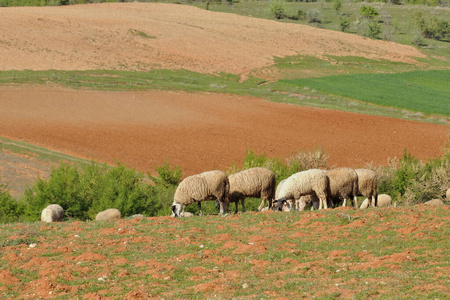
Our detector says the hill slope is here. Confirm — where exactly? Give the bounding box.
[0,3,425,77]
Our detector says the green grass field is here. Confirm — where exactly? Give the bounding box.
[282,69,450,116]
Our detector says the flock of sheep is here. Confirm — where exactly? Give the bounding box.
[39,167,449,222]
[171,167,449,217]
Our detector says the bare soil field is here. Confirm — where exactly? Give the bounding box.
[0,3,425,76]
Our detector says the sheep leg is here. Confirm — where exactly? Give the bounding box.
[241,199,246,213]
[235,201,239,214]
[197,202,202,216]
[257,198,265,212]
[353,196,358,208]
[320,196,328,210]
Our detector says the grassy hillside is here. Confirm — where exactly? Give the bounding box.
[282,70,450,116]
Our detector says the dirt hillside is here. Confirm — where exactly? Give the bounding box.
[0,3,425,77]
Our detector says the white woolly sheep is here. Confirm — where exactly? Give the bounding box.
[41,204,64,223]
[172,170,229,217]
[326,167,359,208]
[360,194,392,209]
[275,179,321,211]
[228,167,276,213]
[355,168,378,208]
[95,208,121,221]
[424,199,445,206]
[275,169,329,210]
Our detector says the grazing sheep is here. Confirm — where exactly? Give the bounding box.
[228,167,276,213]
[326,168,359,208]
[275,169,329,210]
[360,194,392,209]
[355,169,378,208]
[95,208,121,221]
[424,199,445,206]
[172,170,229,217]
[275,179,321,211]
[271,199,293,211]
[41,204,64,223]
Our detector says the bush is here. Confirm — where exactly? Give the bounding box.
[375,145,450,206]
[340,17,350,32]
[149,162,183,216]
[360,5,379,19]
[307,9,322,23]
[22,163,162,221]
[270,0,288,19]
[232,148,329,184]
[413,12,450,41]
[333,0,343,13]
[0,183,25,224]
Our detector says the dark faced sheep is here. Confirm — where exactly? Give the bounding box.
[172,170,229,217]
[355,168,378,208]
[326,167,359,208]
[228,167,276,213]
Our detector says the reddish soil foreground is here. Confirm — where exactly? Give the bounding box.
[0,86,448,178]
[0,206,449,299]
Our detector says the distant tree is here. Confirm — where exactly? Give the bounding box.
[270,0,288,19]
[360,5,379,19]
[340,17,350,32]
[333,0,342,14]
[413,12,450,41]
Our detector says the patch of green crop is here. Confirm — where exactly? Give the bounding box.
[283,70,450,116]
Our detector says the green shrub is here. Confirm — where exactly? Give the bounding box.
[149,162,183,216]
[270,0,288,19]
[360,5,379,19]
[22,163,162,221]
[340,17,350,32]
[231,148,329,184]
[307,9,322,23]
[375,144,450,205]
[413,12,450,41]
[0,183,25,224]
[333,0,343,14]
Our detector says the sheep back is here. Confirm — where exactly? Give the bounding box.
[41,204,64,223]
[95,208,122,221]
[377,194,392,207]
[275,179,286,200]
[277,169,328,202]
[326,167,358,205]
[355,168,378,199]
[424,199,445,206]
[228,167,275,202]
[174,170,229,205]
